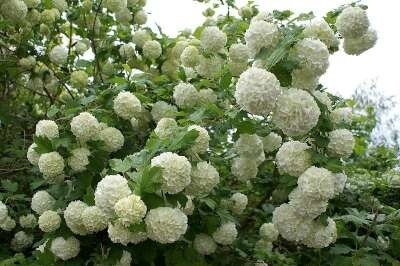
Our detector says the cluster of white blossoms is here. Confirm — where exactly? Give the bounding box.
[193,233,217,255]
[108,222,147,245]
[196,55,223,79]
[143,40,162,59]
[200,26,227,53]
[330,107,353,126]
[327,129,355,158]
[173,82,199,108]
[276,141,311,177]
[119,43,135,59]
[303,19,339,49]
[70,112,100,142]
[151,101,177,122]
[235,67,281,116]
[0,201,15,231]
[212,222,238,245]
[31,191,55,215]
[81,206,108,233]
[64,200,90,235]
[67,147,91,172]
[113,91,142,120]
[231,156,258,181]
[262,132,282,153]
[70,70,88,89]
[19,214,37,229]
[187,125,210,154]
[151,152,192,194]
[181,45,200,68]
[10,231,33,251]
[98,127,125,152]
[229,192,248,215]
[27,143,40,165]
[38,210,61,232]
[244,20,280,57]
[145,207,188,244]
[38,152,65,178]
[35,120,59,139]
[291,38,329,76]
[114,194,147,226]
[49,45,68,65]
[50,236,80,261]
[154,118,178,140]
[185,161,220,196]
[0,0,28,23]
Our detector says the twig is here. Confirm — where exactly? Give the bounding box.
[89,0,104,84]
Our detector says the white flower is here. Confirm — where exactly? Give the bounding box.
[151,152,192,194]
[171,40,189,59]
[259,223,279,242]
[67,147,90,172]
[119,43,135,58]
[81,206,108,233]
[303,218,337,248]
[333,173,347,196]
[327,129,355,158]
[254,239,273,253]
[143,40,162,59]
[193,234,217,255]
[173,83,199,108]
[288,188,328,219]
[336,7,369,38]
[276,141,311,177]
[200,26,227,53]
[234,134,264,158]
[38,210,61,232]
[38,152,64,178]
[98,127,125,152]
[24,0,40,8]
[182,196,194,216]
[185,161,220,196]
[132,30,152,48]
[108,222,148,245]
[53,0,67,11]
[212,222,237,245]
[244,21,280,57]
[70,112,100,142]
[35,120,59,139]
[19,214,37,229]
[115,8,132,25]
[75,40,89,54]
[181,46,200,67]
[95,175,132,218]
[235,67,281,116]
[103,0,127,12]
[70,70,88,89]
[41,8,60,24]
[262,132,282,153]
[27,143,40,165]
[116,251,132,266]
[145,207,188,244]
[231,157,258,181]
[0,0,28,22]
[297,167,336,201]
[198,88,217,104]
[230,192,248,215]
[0,201,8,224]
[154,118,178,140]
[151,101,177,122]
[330,107,353,126]
[11,231,33,251]
[19,56,36,70]
[313,91,332,111]
[291,38,329,75]
[50,236,80,261]
[134,10,147,25]
[114,195,147,226]
[113,91,142,120]
[303,19,339,48]
[273,88,321,137]
[291,68,319,91]
[31,191,55,215]
[196,55,223,79]
[64,201,89,235]
[238,5,253,19]
[188,125,210,154]
[343,28,377,55]
[49,45,68,65]
[229,43,250,62]
[0,216,16,231]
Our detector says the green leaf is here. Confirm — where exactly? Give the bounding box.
[33,136,53,154]
[272,10,294,20]
[134,166,163,195]
[166,193,188,207]
[47,105,59,118]
[109,157,134,173]
[127,222,146,233]
[82,186,95,205]
[167,129,199,152]
[1,180,18,193]
[329,244,353,255]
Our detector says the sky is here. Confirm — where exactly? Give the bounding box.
[146,0,399,100]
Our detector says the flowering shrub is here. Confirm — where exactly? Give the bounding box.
[0,0,398,265]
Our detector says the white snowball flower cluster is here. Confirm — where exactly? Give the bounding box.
[115,8,132,25]
[11,231,33,251]
[173,83,199,108]
[98,127,125,152]
[291,38,329,75]
[303,218,337,248]
[81,206,108,233]
[262,132,282,153]
[151,101,177,122]
[212,222,238,245]
[181,46,200,67]
[231,157,258,181]
[291,68,319,91]
[234,134,264,158]
[230,192,248,215]
[119,43,135,58]
[132,30,152,48]
[27,143,40,165]
[64,200,89,235]
[276,141,311,177]
[94,175,132,218]
[313,91,332,111]
[151,152,192,194]
[38,152,65,178]
[1,216,16,231]
[116,251,132,266]
[134,10,147,25]
[244,21,280,57]
[303,19,339,48]
[187,125,210,154]
[259,223,279,242]
[143,40,162,59]
[35,120,59,139]
[113,91,142,120]
[70,112,100,142]
[154,118,178,140]
[114,194,147,226]
[193,234,217,255]
[297,166,336,200]
[333,173,348,196]
[229,43,250,62]
[0,0,28,22]
[198,88,217,104]
[235,67,281,116]
[31,191,55,215]
[327,129,355,158]
[19,56,36,70]
[343,29,377,55]
[38,210,61,232]
[50,236,80,261]
[288,188,328,219]
[145,207,188,244]
[0,201,8,223]
[70,70,88,89]
[49,45,68,65]
[196,55,223,79]
[19,214,37,229]
[67,147,90,172]
[75,40,89,54]
[330,107,353,126]
[336,7,369,38]
[103,0,127,12]
[200,26,227,53]
[273,88,321,137]
[185,161,219,196]
[108,222,148,245]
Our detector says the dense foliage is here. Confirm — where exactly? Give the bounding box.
[0,0,399,265]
